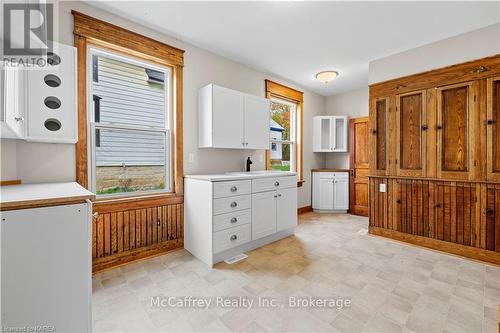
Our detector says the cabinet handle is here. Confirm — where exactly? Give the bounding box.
[435,203,441,208]
[230,217,237,223]
[436,125,443,130]
[278,194,282,197]
[274,195,278,198]
[372,129,377,135]
[396,199,401,204]
[274,181,280,187]
[14,117,24,122]
[230,186,238,192]
[486,208,494,215]
[421,125,428,131]
[487,119,495,125]
[230,201,237,208]
[230,234,237,241]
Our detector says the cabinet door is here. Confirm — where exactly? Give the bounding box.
[333,116,348,152]
[370,97,390,175]
[396,90,427,177]
[251,190,277,240]
[318,178,334,210]
[244,95,269,149]
[1,67,24,138]
[436,81,477,180]
[313,116,333,152]
[487,76,500,181]
[212,85,244,148]
[333,178,349,210]
[277,187,297,231]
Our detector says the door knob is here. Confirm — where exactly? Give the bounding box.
[230,201,237,208]
[230,217,237,223]
[230,235,237,241]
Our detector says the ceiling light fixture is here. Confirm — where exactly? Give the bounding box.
[315,70,339,84]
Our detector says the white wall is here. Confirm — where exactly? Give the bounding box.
[0,1,325,208]
[324,87,368,169]
[369,23,500,84]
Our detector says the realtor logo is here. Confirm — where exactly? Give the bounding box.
[3,3,53,56]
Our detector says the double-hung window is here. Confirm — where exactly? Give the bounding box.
[269,98,296,172]
[88,47,172,197]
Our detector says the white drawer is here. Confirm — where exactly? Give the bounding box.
[213,209,251,232]
[252,175,296,193]
[213,224,251,253]
[318,172,348,179]
[213,194,251,215]
[213,180,251,198]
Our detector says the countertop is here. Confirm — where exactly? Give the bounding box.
[312,168,350,173]
[185,171,296,182]
[0,182,95,211]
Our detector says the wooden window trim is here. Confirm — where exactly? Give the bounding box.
[265,79,304,186]
[72,11,184,199]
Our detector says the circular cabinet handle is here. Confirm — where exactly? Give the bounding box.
[230,217,237,223]
[487,119,495,125]
[230,234,237,241]
[278,194,282,197]
[396,199,401,204]
[372,129,377,135]
[275,181,280,187]
[230,186,237,192]
[486,208,494,215]
[230,201,237,208]
[421,125,428,131]
[14,117,24,122]
[436,125,443,130]
[274,195,278,198]
[435,203,441,208]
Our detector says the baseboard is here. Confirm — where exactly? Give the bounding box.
[369,226,500,266]
[297,205,313,214]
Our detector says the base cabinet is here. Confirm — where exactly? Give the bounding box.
[1,203,92,332]
[312,171,349,211]
[185,174,297,266]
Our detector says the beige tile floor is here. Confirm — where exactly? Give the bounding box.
[92,212,500,333]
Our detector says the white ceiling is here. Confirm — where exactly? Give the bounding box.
[89,1,500,96]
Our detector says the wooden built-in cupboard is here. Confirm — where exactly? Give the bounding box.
[368,55,500,265]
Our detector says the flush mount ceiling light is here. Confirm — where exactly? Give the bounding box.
[315,70,339,84]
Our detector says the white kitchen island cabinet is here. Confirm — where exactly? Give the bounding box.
[0,182,94,332]
[184,171,297,266]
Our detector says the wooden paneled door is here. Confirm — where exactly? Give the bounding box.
[487,76,500,181]
[349,117,369,216]
[369,97,392,175]
[436,81,477,180]
[396,90,427,177]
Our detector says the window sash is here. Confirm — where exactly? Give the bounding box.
[269,142,296,172]
[89,123,171,197]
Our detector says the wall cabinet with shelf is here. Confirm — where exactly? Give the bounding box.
[313,116,348,152]
[0,42,77,143]
[198,84,270,149]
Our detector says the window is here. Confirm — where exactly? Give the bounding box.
[265,80,303,184]
[88,47,172,197]
[269,98,296,172]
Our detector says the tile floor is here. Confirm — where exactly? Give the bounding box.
[92,212,500,332]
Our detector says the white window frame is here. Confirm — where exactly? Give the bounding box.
[87,46,173,198]
[270,97,296,172]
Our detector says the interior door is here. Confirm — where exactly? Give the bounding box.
[251,190,277,240]
[212,85,244,148]
[277,187,297,231]
[487,76,500,181]
[333,177,349,210]
[436,81,476,180]
[369,97,390,175]
[318,178,334,210]
[349,117,369,216]
[396,90,427,177]
[244,95,269,149]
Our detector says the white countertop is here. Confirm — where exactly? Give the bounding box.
[0,182,95,210]
[185,171,296,182]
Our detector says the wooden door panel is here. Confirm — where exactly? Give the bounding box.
[376,99,387,171]
[487,76,500,181]
[350,117,369,216]
[369,98,390,175]
[396,91,426,177]
[437,82,476,180]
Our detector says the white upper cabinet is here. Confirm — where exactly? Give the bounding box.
[313,115,348,152]
[199,84,269,149]
[0,42,77,143]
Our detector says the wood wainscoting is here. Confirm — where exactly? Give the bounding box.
[92,195,184,273]
[369,176,500,265]
[368,55,500,265]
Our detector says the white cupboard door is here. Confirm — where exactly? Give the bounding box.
[313,116,333,152]
[318,178,334,210]
[212,85,244,148]
[333,116,348,152]
[277,187,297,231]
[333,178,349,210]
[244,95,269,149]
[1,67,24,138]
[252,190,277,240]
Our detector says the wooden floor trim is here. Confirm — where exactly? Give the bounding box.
[298,205,313,215]
[369,226,500,266]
